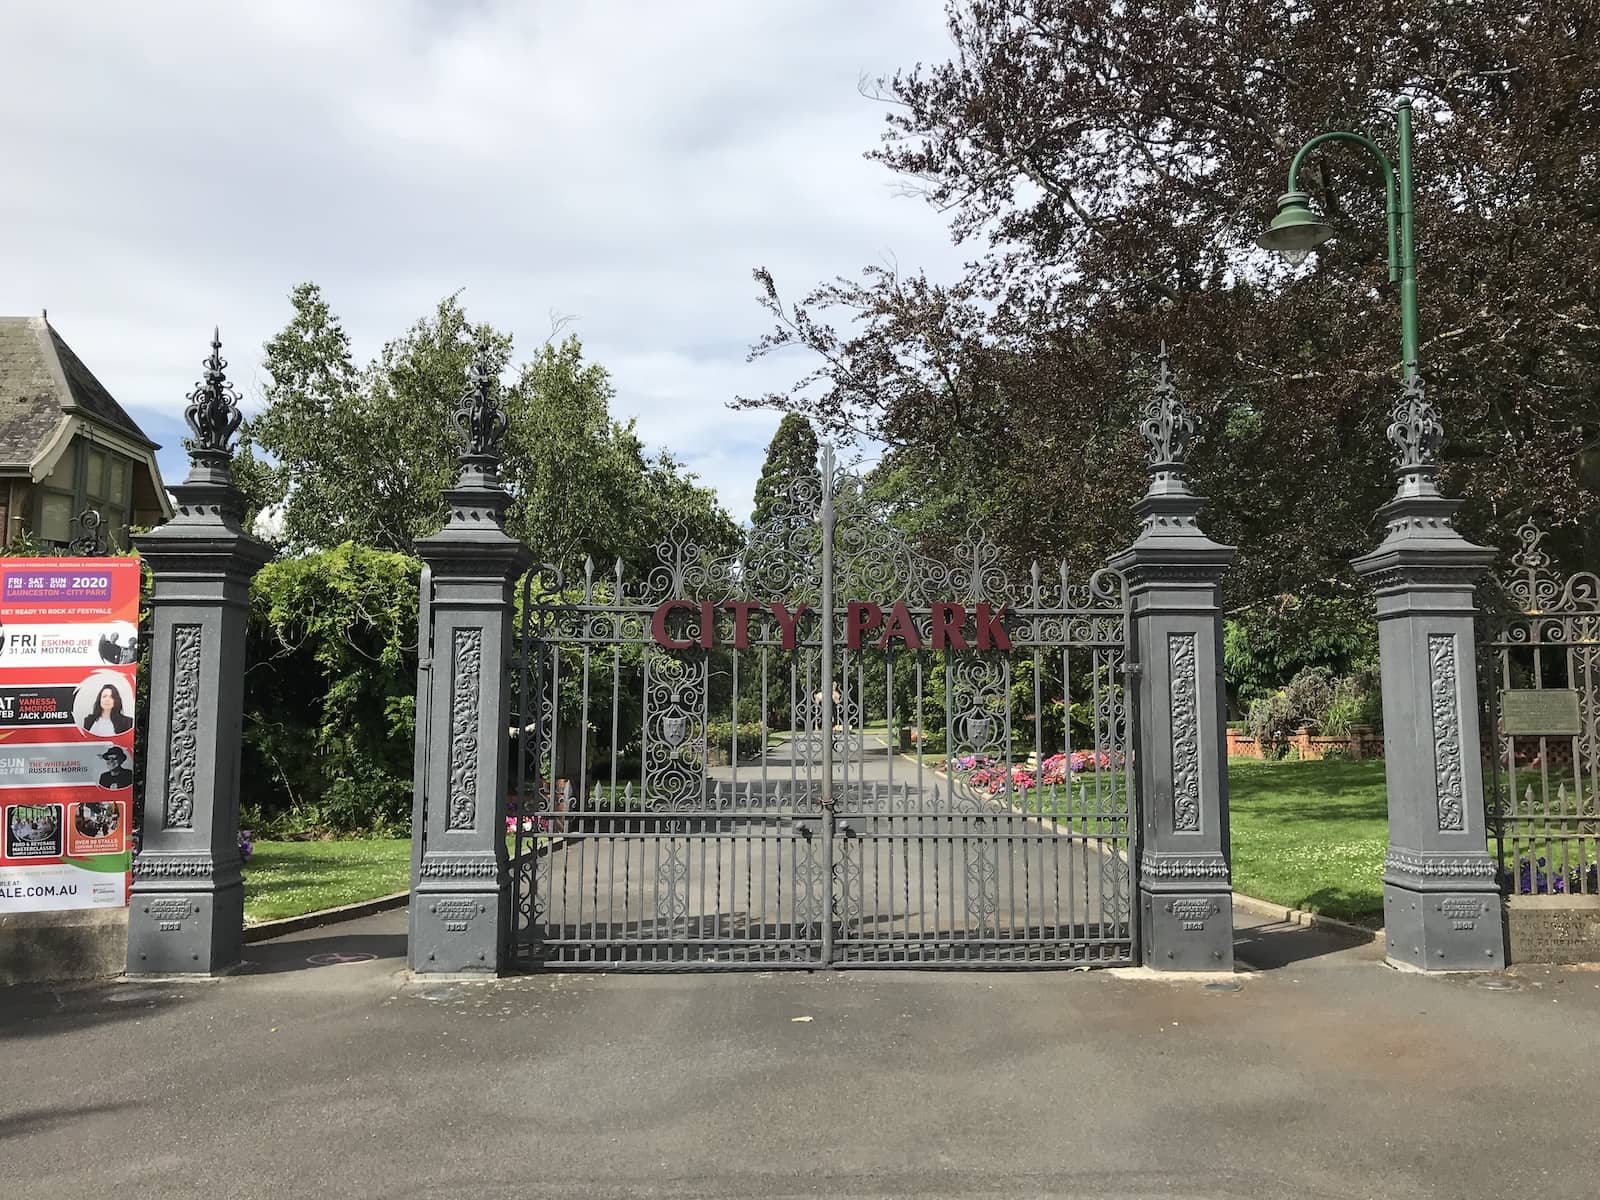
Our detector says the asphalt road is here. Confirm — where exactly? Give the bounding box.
[4,907,1597,1199]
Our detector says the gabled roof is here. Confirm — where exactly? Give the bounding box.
[0,316,157,467]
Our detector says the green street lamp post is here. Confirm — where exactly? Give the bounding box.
[1257,97,1419,381]
[1259,99,1507,973]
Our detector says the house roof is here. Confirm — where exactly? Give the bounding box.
[0,316,158,467]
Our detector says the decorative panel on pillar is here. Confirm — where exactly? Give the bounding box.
[408,336,531,975]
[1353,371,1505,971]
[126,332,270,977]
[1109,347,1236,972]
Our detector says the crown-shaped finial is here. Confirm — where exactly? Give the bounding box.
[1140,342,1199,470]
[1386,369,1444,471]
[184,326,243,467]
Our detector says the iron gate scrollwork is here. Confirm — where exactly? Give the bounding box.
[1483,522,1600,896]
[506,449,1136,969]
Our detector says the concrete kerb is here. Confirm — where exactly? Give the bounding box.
[242,891,409,943]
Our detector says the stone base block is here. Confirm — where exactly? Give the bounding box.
[0,906,129,986]
[126,883,244,976]
[1141,889,1234,972]
[1504,895,1600,964]
[1383,884,1505,971]
[409,887,507,974]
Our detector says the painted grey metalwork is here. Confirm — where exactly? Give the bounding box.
[506,447,1138,970]
[68,507,110,556]
[410,337,531,974]
[1388,370,1444,470]
[126,330,271,977]
[1353,372,1504,970]
[1483,521,1600,897]
[1110,347,1236,971]
[1141,342,1199,471]
[183,327,245,466]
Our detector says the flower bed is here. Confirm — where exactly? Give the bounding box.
[946,750,1124,794]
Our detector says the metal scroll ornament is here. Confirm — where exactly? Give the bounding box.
[454,334,509,463]
[1140,342,1199,469]
[1505,521,1561,613]
[68,508,109,556]
[185,328,243,467]
[1386,370,1444,470]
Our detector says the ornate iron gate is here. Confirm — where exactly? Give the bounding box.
[507,450,1136,969]
[1483,522,1600,896]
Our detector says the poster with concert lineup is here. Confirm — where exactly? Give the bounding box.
[0,558,139,912]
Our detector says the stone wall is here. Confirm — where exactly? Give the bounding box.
[1226,724,1383,762]
[1504,895,1600,964]
[0,908,129,986]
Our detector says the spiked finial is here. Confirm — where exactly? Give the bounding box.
[1139,342,1199,471]
[184,326,243,467]
[453,333,509,468]
[1386,370,1444,472]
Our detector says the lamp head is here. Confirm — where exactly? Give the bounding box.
[1256,191,1334,265]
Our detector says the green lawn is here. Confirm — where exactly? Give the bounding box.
[238,760,1397,927]
[1228,758,1388,925]
[243,839,411,924]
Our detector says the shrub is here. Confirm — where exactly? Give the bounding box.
[1224,593,1377,709]
[704,721,766,758]
[1321,669,1383,737]
[1282,666,1336,730]
[1245,690,1298,746]
[240,544,421,835]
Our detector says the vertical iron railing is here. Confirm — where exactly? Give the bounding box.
[1485,522,1600,896]
[504,452,1136,970]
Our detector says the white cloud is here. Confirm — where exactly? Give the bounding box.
[0,0,962,523]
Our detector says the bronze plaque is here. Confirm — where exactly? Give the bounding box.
[1501,689,1584,737]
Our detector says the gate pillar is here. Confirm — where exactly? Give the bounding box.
[1111,349,1235,971]
[127,332,271,976]
[1353,375,1503,971]
[409,340,530,975]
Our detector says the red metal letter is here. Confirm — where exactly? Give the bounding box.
[768,602,810,650]
[974,603,1012,651]
[930,603,969,651]
[847,602,883,650]
[726,602,761,650]
[698,602,715,649]
[651,600,696,650]
[877,601,923,650]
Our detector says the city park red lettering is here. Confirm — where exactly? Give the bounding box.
[650,600,1011,652]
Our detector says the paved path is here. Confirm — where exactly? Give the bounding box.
[5,907,1597,1198]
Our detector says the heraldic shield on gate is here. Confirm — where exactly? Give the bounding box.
[506,447,1138,970]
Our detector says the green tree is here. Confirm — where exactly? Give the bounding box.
[245,284,739,571]
[751,412,821,528]
[741,2,1600,599]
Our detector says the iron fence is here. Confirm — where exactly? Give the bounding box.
[1484,522,1600,895]
[506,450,1136,969]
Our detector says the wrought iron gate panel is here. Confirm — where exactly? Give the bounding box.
[1483,522,1600,896]
[507,450,1136,969]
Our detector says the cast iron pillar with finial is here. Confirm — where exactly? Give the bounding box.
[1353,374,1504,971]
[1109,346,1237,971]
[409,334,532,975]
[126,330,272,976]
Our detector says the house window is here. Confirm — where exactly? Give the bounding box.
[31,436,135,549]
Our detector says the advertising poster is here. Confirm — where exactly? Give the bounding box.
[0,558,139,913]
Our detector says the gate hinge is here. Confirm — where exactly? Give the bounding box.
[1121,662,1143,677]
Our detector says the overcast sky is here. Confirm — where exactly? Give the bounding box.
[1,1,964,524]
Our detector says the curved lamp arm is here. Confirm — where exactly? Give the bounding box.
[1286,131,1399,284]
